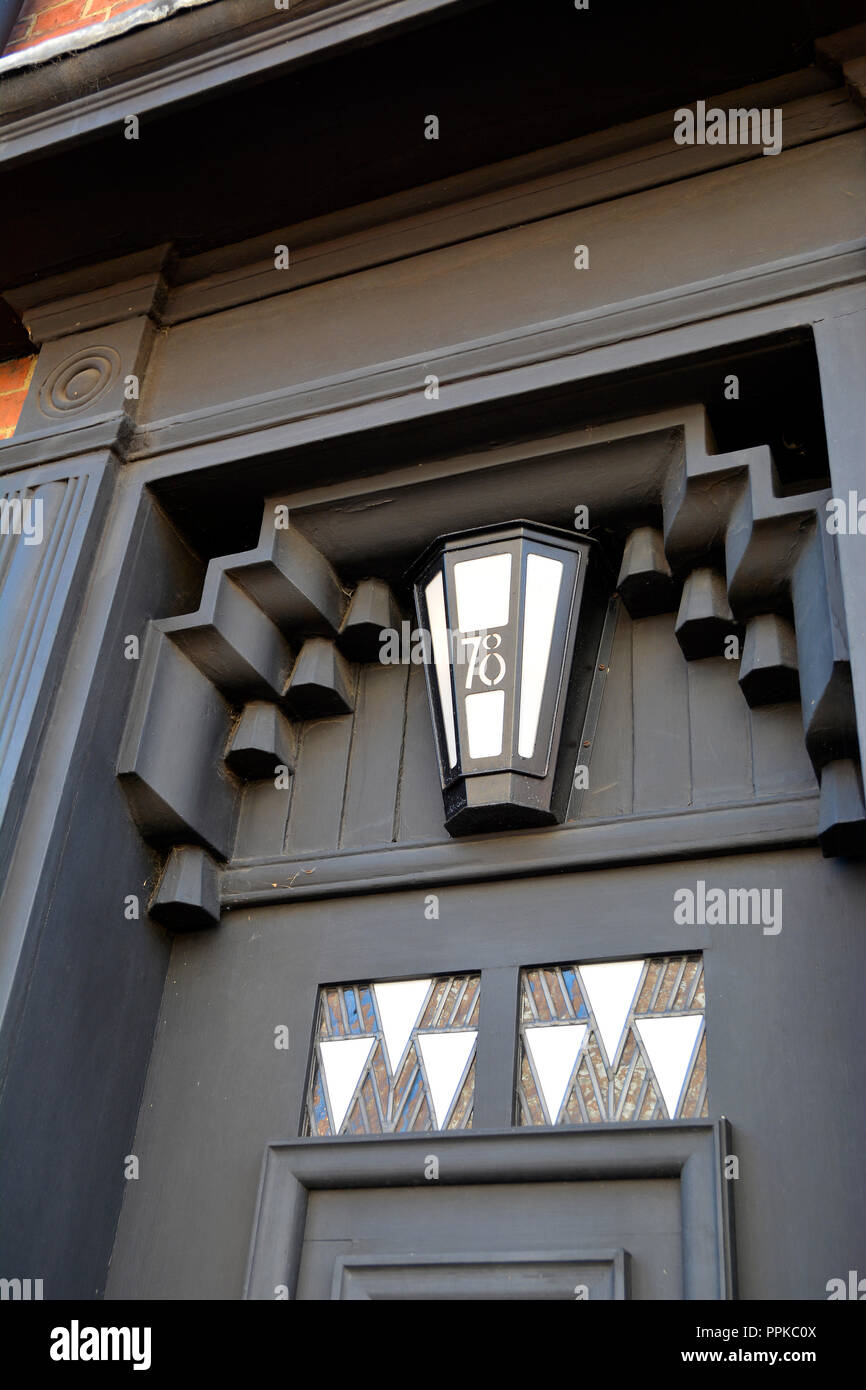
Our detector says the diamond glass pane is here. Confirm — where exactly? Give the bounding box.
[517,954,707,1125]
[305,974,480,1136]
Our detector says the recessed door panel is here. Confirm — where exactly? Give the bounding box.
[296,1178,681,1299]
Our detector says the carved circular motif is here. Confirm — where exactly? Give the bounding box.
[38,346,121,417]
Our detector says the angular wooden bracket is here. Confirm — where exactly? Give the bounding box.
[818,759,866,858]
[675,568,739,660]
[150,845,221,931]
[738,614,800,707]
[285,638,355,718]
[226,701,298,780]
[338,578,402,662]
[616,526,678,618]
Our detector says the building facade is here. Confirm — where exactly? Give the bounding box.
[1,0,865,1301]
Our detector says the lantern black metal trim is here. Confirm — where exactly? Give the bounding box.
[409,521,609,836]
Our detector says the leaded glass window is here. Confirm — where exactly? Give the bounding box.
[517,955,707,1125]
[305,975,479,1136]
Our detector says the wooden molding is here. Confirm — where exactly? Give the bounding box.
[222,795,818,908]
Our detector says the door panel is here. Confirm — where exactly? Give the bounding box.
[332,1250,629,1300]
[297,1179,678,1299]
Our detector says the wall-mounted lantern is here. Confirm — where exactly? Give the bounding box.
[410,521,608,835]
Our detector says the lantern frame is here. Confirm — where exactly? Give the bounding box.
[410,521,608,836]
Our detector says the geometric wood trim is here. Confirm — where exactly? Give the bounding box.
[243,1120,736,1300]
[119,393,864,867]
[120,332,866,861]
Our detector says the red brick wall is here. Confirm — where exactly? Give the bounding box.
[4,0,151,55]
[0,357,37,440]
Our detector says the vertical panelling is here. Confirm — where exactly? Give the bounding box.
[284,714,355,855]
[750,703,818,797]
[242,593,818,866]
[395,663,450,843]
[688,657,753,806]
[232,781,293,862]
[341,662,408,848]
[578,605,634,820]
[632,614,691,812]
[0,477,89,817]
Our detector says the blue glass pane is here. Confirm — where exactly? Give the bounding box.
[345,987,361,1034]
[562,967,588,1019]
[397,1070,423,1131]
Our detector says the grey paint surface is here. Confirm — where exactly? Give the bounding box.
[107,850,865,1300]
[0,36,864,1302]
[141,136,866,433]
[0,492,203,1297]
[299,1182,679,1300]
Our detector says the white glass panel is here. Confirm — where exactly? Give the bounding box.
[634,1015,703,1117]
[425,571,458,767]
[320,1036,375,1132]
[517,553,564,758]
[372,978,431,1072]
[465,689,504,759]
[416,1030,477,1127]
[524,1023,587,1123]
[454,552,512,632]
[579,960,644,1066]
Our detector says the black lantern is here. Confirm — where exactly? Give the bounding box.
[411,521,608,835]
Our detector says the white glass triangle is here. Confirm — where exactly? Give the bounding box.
[373,978,431,1073]
[454,552,512,632]
[417,1030,477,1127]
[465,689,505,758]
[524,1023,587,1123]
[425,571,458,767]
[635,1015,703,1117]
[320,1036,374,1133]
[579,960,644,1066]
[518,552,564,758]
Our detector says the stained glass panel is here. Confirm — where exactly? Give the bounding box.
[517,954,707,1125]
[305,974,480,1136]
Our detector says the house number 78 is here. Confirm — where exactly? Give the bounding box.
[461,632,506,688]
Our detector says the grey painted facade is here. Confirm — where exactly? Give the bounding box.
[1,0,864,1301]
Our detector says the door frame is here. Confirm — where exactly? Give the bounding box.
[244,1118,736,1300]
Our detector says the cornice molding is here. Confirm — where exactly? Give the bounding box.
[5,245,171,345]
[0,0,216,74]
[1,72,854,327]
[165,80,859,326]
[130,240,866,472]
[7,251,865,487]
[0,0,472,168]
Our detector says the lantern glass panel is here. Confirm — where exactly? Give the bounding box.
[518,552,564,758]
[424,570,458,767]
[465,688,505,758]
[453,552,512,632]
